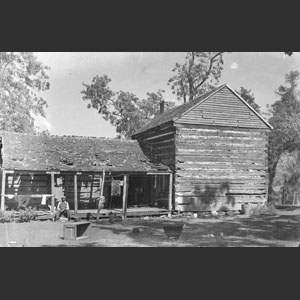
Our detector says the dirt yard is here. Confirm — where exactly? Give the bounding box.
[0,207,299,247]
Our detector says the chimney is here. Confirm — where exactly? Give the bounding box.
[160,100,165,115]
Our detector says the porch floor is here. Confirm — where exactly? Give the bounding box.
[71,206,170,219]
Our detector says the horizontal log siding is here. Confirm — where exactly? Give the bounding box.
[137,124,176,169]
[174,127,269,211]
[177,87,270,130]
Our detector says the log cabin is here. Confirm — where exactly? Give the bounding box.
[131,84,273,212]
[0,132,172,218]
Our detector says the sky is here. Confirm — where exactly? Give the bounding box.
[34,52,300,138]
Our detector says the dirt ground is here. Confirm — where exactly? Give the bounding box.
[0,207,299,247]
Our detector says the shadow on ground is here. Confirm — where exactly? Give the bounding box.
[39,214,300,247]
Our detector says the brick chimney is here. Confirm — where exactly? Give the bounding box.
[160,100,165,115]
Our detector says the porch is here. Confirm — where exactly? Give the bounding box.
[0,170,173,219]
[71,207,170,220]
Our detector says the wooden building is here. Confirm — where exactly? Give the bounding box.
[0,132,172,217]
[132,84,273,212]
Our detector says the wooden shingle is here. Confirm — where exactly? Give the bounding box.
[0,131,170,173]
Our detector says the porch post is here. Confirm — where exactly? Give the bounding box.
[50,172,55,213]
[1,170,6,211]
[74,173,78,214]
[96,170,106,223]
[122,175,129,220]
[168,173,173,212]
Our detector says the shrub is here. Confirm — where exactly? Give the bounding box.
[0,211,14,223]
[249,202,277,216]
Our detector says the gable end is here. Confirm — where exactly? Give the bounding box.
[175,85,272,130]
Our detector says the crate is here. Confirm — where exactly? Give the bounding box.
[63,221,91,240]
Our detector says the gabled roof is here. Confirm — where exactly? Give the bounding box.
[0,131,170,173]
[132,84,272,138]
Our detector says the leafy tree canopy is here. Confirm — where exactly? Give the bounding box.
[268,71,300,184]
[82,52,294,138]
[0,52,50,133]
[81,75,175,139]
[168,52,293,103]
[168,52,224,103]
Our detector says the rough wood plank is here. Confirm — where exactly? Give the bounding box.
[154,153,176,160]
[74,174,78,214]
[175,200,266,212]
[176,189,267,197]
[176,147,268,153]
[148,139,175,148]
[177,136,267,144]
[177,155,267,162]
[175,177,268,183]
[177,166,268,172]
[133,121,174,139]
[169,173,173,211]
[1,172,6,211]
[146,133,174,143]
[50,173,55,213]
[176,145,267,153]
[176,125,269,134]
[175,182,268,189]
[177,119,268,129]
[176,169,267,176]
[143,126,175,140]
[177,162,267,169]
[153,146,175,154]
[183,113,265,122]
[177,135,267,143]
[122,175,129,219]
[175,195,266,205]
[176,153,268,161]
[175,175,268,181]
[177,135,267,142]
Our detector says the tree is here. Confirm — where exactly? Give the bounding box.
[168,52,224,103]
[268,71,300,199]
[0,52,50,133]
[81,75,175,139]
[235,87,261,113]
[82,52,294,138]
[168,52,293,103]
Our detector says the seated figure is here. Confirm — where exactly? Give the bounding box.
[55,196,70,221]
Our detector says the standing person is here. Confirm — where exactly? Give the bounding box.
[55,196,71,221]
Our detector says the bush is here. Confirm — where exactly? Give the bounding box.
[249,202,277,216]
[0,211,14,223]
[0,209,36,223]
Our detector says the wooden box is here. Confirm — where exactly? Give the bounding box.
[63,221,91,240]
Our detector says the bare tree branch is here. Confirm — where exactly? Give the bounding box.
[194,52,223,91]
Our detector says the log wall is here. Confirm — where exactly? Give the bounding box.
[137,122,176,169]
[174,126,269,211]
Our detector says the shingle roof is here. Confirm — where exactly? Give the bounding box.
[0,131,170,173]
[131,85,226,137]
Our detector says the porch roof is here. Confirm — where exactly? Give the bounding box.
[0,131,171,173]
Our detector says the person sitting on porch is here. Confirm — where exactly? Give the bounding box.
[55,196,70,221]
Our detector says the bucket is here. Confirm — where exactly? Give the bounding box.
[163,223,184,240]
